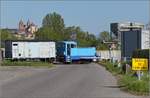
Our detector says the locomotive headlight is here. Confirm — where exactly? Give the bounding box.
[93,58,97,62]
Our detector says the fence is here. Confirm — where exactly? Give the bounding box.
[96,50,121,61]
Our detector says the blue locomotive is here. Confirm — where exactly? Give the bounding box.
[56,41,98,63]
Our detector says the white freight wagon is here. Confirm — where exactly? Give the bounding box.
[5,40,56,60]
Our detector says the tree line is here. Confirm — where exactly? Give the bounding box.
[35,12,111,49]
[0,29,18,48]
[0,12,111,50]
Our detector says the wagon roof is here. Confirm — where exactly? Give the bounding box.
[5,40,55,42]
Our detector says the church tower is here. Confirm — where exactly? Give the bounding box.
[19,19,25,33]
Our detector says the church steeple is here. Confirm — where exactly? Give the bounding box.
[27,19,31,27]
[19,19,24,26]
[18,19,25,33]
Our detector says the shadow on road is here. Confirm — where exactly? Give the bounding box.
[103,85,126,88]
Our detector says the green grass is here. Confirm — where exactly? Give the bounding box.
[119,74,149,95]
[98,61,150,95]
[1,60,53,68]
[99,61,122,75]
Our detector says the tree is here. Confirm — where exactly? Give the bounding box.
[96,31,111,50]
[64,26,98,47]
[0,29,18,41]
[0,29,18,47]
[87,33,98,47]
[35,27,63,41]
[42,12,65,34]
[37,12,98,47]
[99,31,110,41]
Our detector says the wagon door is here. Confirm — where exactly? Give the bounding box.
[49,42,56,58]
[18,42,25,58]
[39,42,50,58]
[28,42,39,58]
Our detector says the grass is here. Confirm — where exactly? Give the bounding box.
[99,61,122,75]
[1,60,53,68]
[119,74,149,95]
[98,61,150,96]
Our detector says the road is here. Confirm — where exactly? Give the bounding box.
[0,63,145,98]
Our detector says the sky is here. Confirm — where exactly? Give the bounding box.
[0,0,149,35]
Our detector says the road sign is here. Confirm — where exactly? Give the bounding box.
[132,58,148,71]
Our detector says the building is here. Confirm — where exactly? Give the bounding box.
[141,30,150,49]
[110,22,144,42]
[110,22,150,61]
[18,19,26,34]
[121,29,141,60]
[18,19,38,39]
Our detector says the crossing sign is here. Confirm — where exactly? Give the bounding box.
[132,58,148,71]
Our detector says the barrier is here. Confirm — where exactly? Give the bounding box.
[97,50,121,61]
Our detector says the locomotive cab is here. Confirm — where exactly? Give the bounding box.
[56,41,77,63]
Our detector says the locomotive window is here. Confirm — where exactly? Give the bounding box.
[62,43,65,48]
[67,44,71,55]
[67,44,70,50]
[71,44,76,48]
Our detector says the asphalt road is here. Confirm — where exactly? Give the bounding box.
[0,63,145,98]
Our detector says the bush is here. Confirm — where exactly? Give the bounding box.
[99,61,121,75]
[132,49,149,59]
[128,81,149,93]
[99,61,149,95]
[119,74,149,95]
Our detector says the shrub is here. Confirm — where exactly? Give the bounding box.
[99,61,149,95]
[119,74,149,95]
[132,49,149,59]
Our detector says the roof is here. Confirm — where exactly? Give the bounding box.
[62,41,77,44]
[5,40,55,42]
